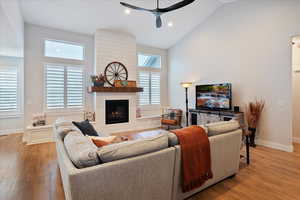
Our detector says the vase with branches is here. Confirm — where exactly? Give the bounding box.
[245,100,265,147]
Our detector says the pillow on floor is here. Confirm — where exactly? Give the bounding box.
[72,119,98,136]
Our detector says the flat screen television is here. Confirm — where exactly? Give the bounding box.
[196,83,232,111]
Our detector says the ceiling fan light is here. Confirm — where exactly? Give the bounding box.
[167,22,173,27]
[124,8,131,15]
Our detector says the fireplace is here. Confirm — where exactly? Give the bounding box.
[105,100,129,124]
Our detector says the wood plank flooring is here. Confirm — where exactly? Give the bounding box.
[1,133,300,200]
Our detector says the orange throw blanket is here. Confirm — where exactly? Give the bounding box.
[171,126,213,193]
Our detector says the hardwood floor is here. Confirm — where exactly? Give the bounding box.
[1,133,300,200]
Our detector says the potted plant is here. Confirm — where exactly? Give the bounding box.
[245,100,265,147]
[91,74,106,87]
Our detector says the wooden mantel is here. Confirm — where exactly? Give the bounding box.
[88,86,143,93]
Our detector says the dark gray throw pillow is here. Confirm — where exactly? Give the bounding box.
[72,120,98,136]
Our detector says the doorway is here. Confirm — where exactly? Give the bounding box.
[292,36,300,143]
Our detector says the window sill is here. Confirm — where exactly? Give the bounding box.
[136,115,161,120]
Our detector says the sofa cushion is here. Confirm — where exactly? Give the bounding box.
[72,119,98,136]
[167,125,207,146]
[206,120,240,137]
[97,134,168,163]
[56,126,76,140]
[64,131,100,168]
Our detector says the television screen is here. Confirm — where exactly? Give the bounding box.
[196,83,232,110]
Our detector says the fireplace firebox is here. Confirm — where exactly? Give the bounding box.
[105,100,129,124]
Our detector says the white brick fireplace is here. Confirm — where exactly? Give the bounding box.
[94,29,161,135]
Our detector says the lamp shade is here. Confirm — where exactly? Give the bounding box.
[180,82,193,88]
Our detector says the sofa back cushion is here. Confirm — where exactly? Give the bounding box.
[64,131,100,168]
[97,134,168,163]
[206,120,240,137]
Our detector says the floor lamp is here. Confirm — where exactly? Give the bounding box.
[180,82,193,127]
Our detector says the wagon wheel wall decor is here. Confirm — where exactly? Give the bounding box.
[104,62,128,86]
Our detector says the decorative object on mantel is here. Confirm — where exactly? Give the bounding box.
[245,100,265,147]
[88,86,143,93]
[104,62,128,86]
[114,80,137,87]
[32,113,46,127]
[91,73,106,87]
[181,82,193,127]
[84,111,96,122]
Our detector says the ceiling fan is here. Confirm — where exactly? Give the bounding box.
[120,0,196,28]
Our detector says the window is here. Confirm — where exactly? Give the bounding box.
[138,53,161,68]
[0,66,19,112]
[137,53,161,106]
[45,64,84,110]
[45,40,84,60]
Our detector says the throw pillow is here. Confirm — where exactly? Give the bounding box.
[89,136,118,147]
[72,119,98,136]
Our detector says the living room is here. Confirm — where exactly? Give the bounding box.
[1,0,300,199]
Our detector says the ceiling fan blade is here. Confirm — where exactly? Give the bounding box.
[158,0,196,13]
[156,16,162,28]
[120,2,152,12]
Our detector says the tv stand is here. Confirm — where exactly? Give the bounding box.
[188,109,245,127]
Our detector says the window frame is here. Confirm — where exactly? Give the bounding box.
[43,63,86,113]
[137,53,162,108]
[44,39,86,61]
[0,59,23,117]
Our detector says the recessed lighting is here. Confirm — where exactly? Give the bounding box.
[167,22,173,27]
[124,9,131,15]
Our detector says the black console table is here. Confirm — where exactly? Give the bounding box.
[189,109,250,164]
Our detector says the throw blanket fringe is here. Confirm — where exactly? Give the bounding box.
[171,126,213,193]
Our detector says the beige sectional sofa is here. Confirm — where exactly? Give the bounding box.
[54,120,242,200]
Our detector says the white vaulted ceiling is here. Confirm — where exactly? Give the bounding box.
[20,0,236,49]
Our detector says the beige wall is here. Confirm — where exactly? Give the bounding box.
[168,0,300,152]
[292,38,300,141]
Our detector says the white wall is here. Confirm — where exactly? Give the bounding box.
[168,0,300,152]
[24,24,94,127]
[0,0,24,134]
[292,38,300,142]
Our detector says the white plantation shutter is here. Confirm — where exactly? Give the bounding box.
[138,71,150,105]
[0,67,18,112]
[151,72,160,105]
[67,66,83,108]
[46,64,84,110]
[46,65,65,109]
[137,71,160,105]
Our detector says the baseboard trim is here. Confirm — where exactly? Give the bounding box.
[256,139,294,152]
[0,129,23,136]
[293,137,300,143]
